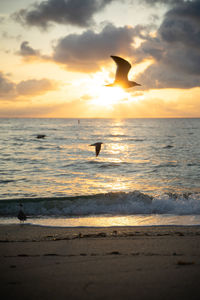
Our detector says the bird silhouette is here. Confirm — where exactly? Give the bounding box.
[36,134,46,139]
[90,142,103,157]
[17,203,27,223]
[106,56,141,89]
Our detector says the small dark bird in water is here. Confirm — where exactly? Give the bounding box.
[36,134,46,139]
[17,203,27,223]
[90,142,103,157]
[106,56,141,89]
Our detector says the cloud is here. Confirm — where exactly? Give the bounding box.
[13,0,200,90]
[1,31,22,41]
[159,2,200,48]
[1,89,199,118]
[0,72,59,100]
[12,0,182,30]
[81,94,93,101]
[0,72,16,97]
[163,0,200,22]
[0,16,5,24]
[18,41,40,57]
[0,98,96,118]
[136,62,200,89]
[52,23,147,71]
[12,0,185,31]
[109,90,200,118]
[17,41,50,61]
[12,0,114,29]
[16,79,58,95]
[0,103,64,118]
[135,0,200,89]
[15,24,146,70]
[141,0,184,5]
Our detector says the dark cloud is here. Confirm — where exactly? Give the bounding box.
[52,23,147,71]
[16,23,137,69]
[135,0,200,89]
[17,41,50,61]
[159,1,200,47]
[12,0,114,29]
[12,0,185,30]
[136,61,200,89]
[18,41,40,57]
[164,0,200,22]
[141,0,184,5]
[13,0,200,90]
[0,72,59,100]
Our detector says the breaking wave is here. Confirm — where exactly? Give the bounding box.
[0,191,200,217]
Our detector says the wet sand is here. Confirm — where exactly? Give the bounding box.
[0,224,200,300]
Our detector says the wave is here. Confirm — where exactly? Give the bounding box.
[163,145,174,149]
[99,162,122,168]
[106,134,129,138]
[154,162,178,168]
[127,138,144,142]
[0,191,200,217]
[0,179,16,184]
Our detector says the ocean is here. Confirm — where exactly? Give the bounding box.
[0,118,200,226]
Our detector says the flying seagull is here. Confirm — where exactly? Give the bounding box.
[106,56,141,89]
[90,142,103,157]
[17,203,27,223]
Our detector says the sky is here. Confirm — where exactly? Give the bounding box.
[0,0,200,118]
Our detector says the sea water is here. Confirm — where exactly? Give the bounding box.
[0,118,200,226]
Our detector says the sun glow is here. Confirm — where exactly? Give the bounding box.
[90,86,130,107]
[85,70,132,108]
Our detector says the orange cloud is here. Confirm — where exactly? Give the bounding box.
[0,71,59,101]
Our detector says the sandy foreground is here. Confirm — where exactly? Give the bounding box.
[0,224,200,300]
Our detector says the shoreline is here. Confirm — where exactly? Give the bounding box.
[1,213,200,228]
[1,224,200,299]
[1,223,200,241]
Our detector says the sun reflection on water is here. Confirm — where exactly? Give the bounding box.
[108,143,129,155]
[10,215,200,227]
[102,177,128,191]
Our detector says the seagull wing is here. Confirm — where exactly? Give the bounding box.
[96,144,101,157]
[111,56,131,82]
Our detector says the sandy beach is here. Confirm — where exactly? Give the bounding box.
[0,224,200,300]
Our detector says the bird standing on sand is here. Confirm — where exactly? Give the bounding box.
[18,203,27,223]
[106,56,141,89]
[90,142,103,157]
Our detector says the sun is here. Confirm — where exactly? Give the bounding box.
[75,69,144,110]
[86,70,131,108]
[90,86,130,107]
